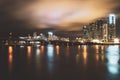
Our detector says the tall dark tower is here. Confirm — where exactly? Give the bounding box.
[108,14,116,41]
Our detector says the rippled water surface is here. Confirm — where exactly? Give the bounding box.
[0,45,120,80]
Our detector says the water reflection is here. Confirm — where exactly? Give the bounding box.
[40,45,44,54]
[1,44,120,80]
[76,45,81,64]
[27,46,32,59]
[95,45,99,53]
[106,45,120,75]
[99,46,105,62]
[36,47,40,56]
[95,45,99,62]
[78,45,80,54]
[76,54,80,64]
[96,53,99,62]
[83,45,87,65]
[8,46,13,72]
[56,45,60,55]
[66,45,70,58]
[47,45,54,74]
[35,47,41,71]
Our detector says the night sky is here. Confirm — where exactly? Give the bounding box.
[0,0,120,35]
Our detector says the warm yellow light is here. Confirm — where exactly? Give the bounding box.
[92,39,100,43]
[56,45,60,55]
[9,54,13,64]
[8,46,13,54]
[27,46,31,58]
[40,45,45,54]
[78,45,80,50]
[114,38,119,43]
[83,45,87,65]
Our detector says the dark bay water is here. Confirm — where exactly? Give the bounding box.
[0,45,120,80]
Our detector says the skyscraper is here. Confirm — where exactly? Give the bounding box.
[108,14,116,41]
[83,26,89,39]
[102,23,108,42]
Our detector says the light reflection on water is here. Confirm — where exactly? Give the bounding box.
[106,45,120,75]
[27,46,32,59]
[40,45,44,54]
[66,45,70,58]
[35,47,41,71]
[76,45,81,64]
[3,45,120,80]
[47,44,54,74]
[56,45,60,55]
[8,46,13,72]
[83,45,87,65]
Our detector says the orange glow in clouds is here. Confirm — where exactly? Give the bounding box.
[14,0,119,30]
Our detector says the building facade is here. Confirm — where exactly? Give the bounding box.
[82,14,116,42]
[108,14,116,41]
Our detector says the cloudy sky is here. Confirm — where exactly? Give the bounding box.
[0,0,120,32]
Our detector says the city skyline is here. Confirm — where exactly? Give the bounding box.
[0,1,120,80]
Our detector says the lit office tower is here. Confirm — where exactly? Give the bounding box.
[108,14,116,41]
[102,23,108,42]
[48,32,53,40]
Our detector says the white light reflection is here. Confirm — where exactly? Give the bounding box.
[47,45,54,57]
[35,47,41,71]
[20,45,24,48]
[106,45,120,75]
[36,44,41,48]
[36,47,40,56]
[47,44,54,74]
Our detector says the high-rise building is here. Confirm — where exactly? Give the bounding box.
[33,32,37,39]
[95,19,107,40]
[82,14,116,42]
[83,26,89,39]
[88,22,99,40]
[102,23,108,42]
[108,14,116,41]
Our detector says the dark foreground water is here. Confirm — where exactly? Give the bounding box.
[0,44,120,80]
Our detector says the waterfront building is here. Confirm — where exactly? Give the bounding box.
[82,14,116,42]
[83,25,89,40]
[102,23,108,42]
[88,23,98,40]
[33,32,37,39]
[108,14,116,41]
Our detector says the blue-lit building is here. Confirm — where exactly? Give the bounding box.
[108,14,116,41]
